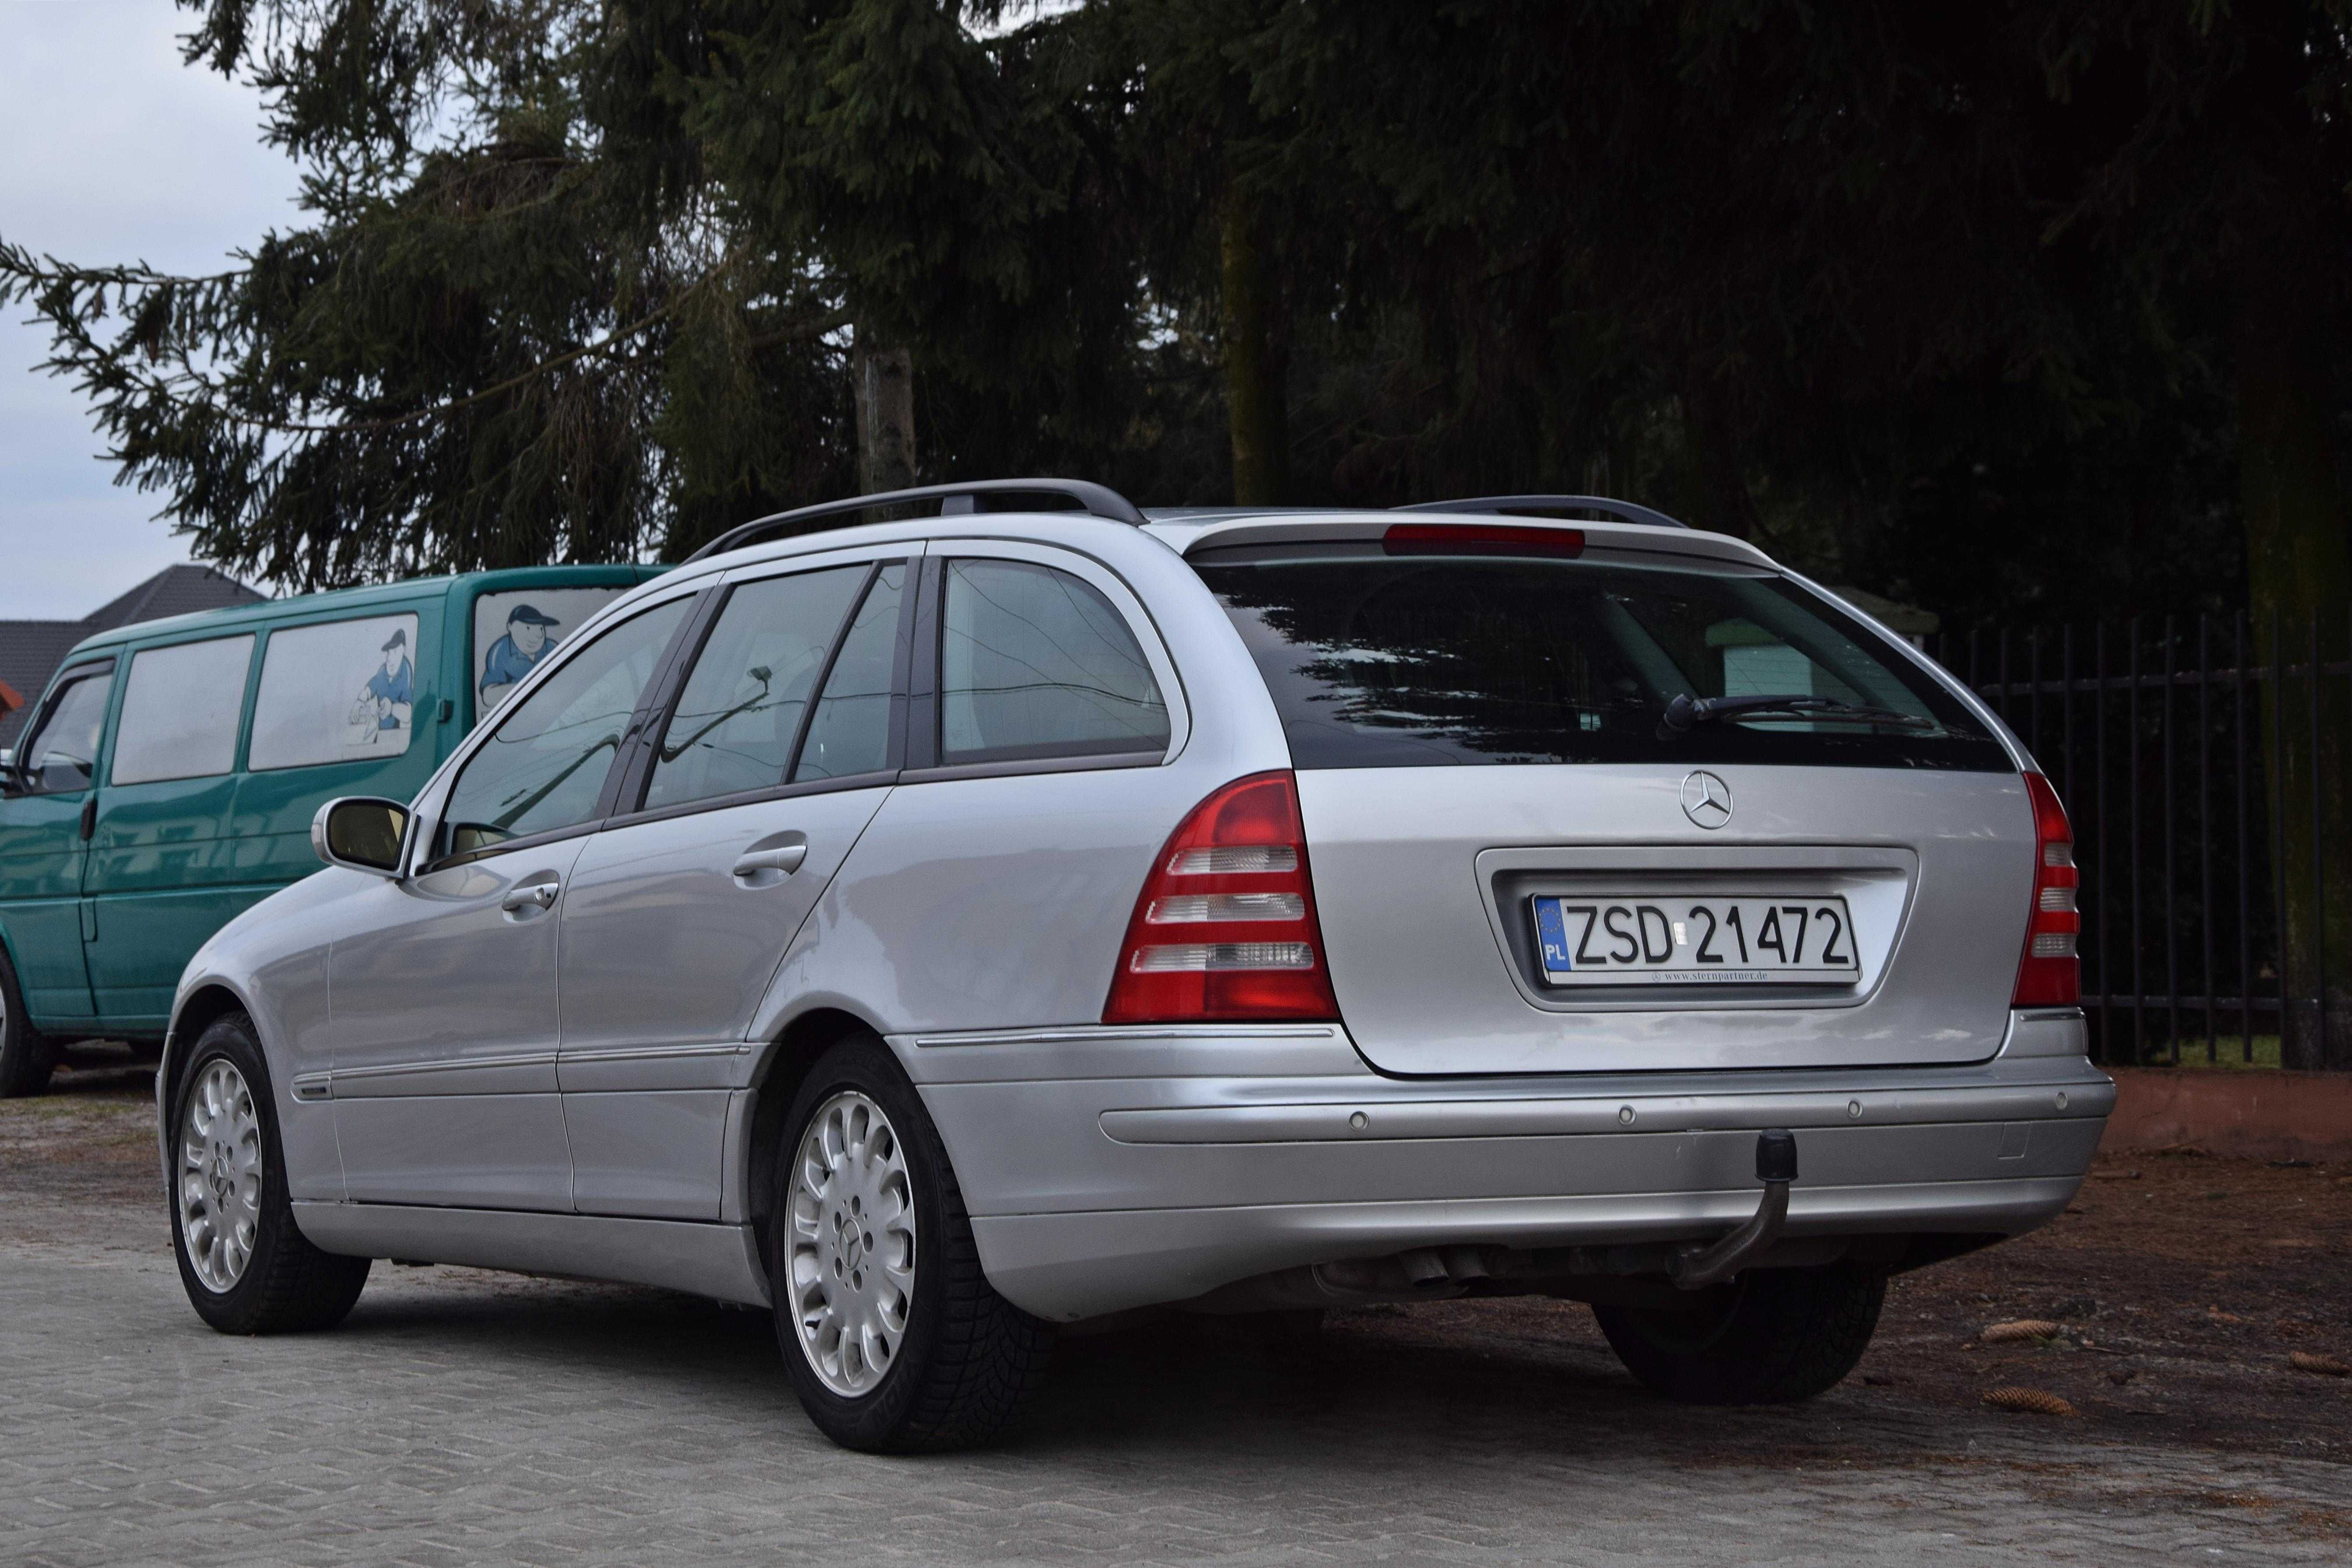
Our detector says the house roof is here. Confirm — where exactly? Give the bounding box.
[0,565,265,747]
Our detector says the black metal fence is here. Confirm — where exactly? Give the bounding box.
[1924,612,2349,1070]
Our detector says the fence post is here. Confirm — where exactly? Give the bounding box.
[2270,614,2290,1064]
[2130,617,2145,1060]
[2312,612,2329,1067]
[2199,612,2214,1063]
[2094,622,2110,1057]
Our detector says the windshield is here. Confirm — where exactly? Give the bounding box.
[1189,543,2007,772]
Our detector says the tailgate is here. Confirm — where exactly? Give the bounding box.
[1300,764,2032,1076]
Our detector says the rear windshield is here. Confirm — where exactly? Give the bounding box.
[1190,543,2008,772]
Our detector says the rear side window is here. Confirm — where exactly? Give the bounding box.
[440,597,691,858]
[248,613,420,771]
[939,560,1169,765]
[1190,545,2006,771]
[796,564,905,782]
[643,565,869,811]
[16,664,113,794]
[111,636,256,785]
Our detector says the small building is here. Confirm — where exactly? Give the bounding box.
[0,565,265,747]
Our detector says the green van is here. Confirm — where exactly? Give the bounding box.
[0,565,663,1094]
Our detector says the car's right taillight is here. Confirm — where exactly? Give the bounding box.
[2012,771,2080,1007]
[1103,771,1340,1024]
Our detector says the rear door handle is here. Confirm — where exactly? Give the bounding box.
[732,843,807,878]
[500,880,560,913]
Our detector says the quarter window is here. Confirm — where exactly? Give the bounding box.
[110,636,256,786]
[15,665,113,794]
[248,613,421,771]
[439,597,691,859]
[938,560,1169,766]
[643,566,868,811]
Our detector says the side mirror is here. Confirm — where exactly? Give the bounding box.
[312,797,411,877]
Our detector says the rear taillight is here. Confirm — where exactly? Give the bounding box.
[1103,771,1341,1024]
[2012,772,2080,1007]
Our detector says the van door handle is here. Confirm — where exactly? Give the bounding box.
[732,843,807,879]
[499,879,561,913]
[79,796,96,840]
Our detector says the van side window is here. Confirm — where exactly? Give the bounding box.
[110,636,256,786]
[939,560,1169,765]
[248,613,422,771]
[643,566,867,810]
[14,665,113,794]
[472,587,632,717]
[438,597,692,860]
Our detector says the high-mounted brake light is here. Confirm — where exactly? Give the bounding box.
[1104,772,1341,1024]
[1382,521,1585,557]
[2012,772,2081,1007]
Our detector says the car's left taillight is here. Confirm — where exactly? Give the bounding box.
[1102,771,1341,1024]
[2011,771,2081,1007]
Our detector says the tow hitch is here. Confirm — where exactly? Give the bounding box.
[1668,1129,1798,1290]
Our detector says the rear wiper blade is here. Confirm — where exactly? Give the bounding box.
[1658,692,1938,734]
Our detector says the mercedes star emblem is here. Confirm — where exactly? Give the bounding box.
[1680,770,1734,829]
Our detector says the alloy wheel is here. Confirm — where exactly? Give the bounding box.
[178,1057,263,1292]
[787,1089,917,1397]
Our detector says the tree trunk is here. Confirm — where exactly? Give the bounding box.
[1220,186,1287,506]
[853,335,917,495]
[2235,246,2352,1069]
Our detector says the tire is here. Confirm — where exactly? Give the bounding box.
[0,942,57,1098]
[771,1035,1053,1452]
[168,1012,370,1333]
[1594,1262,1886,1405]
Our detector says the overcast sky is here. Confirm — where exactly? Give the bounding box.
[0,0,304,619]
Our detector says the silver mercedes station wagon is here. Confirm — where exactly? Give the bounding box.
[159,480,2111,1451]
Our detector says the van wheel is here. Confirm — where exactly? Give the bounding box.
[0,944,57,1097]
[1594,1262,1886,1405]
[169,1012,371,1333]
[772,1035,1054,1452]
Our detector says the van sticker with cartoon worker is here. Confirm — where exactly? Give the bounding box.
[472,588,630,719]
[349,626,414,742]
[246,612,422,772]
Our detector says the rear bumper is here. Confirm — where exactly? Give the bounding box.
[895,1010,2112,1323]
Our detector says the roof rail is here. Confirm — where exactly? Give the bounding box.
[1396,494,1688,530]
[684,478,1147,563]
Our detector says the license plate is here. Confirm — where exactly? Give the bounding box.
[1531,896,1859,986]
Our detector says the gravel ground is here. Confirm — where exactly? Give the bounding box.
[5,1049,2348,1565]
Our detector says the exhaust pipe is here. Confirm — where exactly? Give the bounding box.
[1668,1130,1797,1290]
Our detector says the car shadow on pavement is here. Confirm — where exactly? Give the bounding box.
[327,1273,1953,1472]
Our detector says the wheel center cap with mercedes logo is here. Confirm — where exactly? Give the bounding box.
[1680,770,1734,829]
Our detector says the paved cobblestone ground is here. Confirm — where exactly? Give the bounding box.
[5,1069,2348,1565]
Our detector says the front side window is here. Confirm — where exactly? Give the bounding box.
[248,613,420,771]
[939,560,1169,766]
[111,636,256,786]
[16,665,113,794]
[439,597,691,859]
[1191,544,2005,771]
[643,566,870,811]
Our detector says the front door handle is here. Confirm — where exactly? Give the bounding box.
[499,879,561,913]
[79,796,96,840]
[732,843,807,879]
